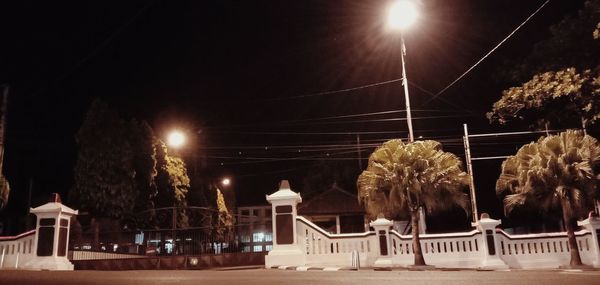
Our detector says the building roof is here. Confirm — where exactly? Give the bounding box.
[298,182,364,216]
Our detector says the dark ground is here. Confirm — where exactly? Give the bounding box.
[1,268,600,285]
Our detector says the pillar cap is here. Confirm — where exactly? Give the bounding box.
[266,180,302,203]
[370,217,393,227]
[30,202,78,216]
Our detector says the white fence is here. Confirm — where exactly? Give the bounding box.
[297,216,377,266]
[0,230,36,269]
[390,230,484,268]
[497,229,597,268]
[264,183,600,269]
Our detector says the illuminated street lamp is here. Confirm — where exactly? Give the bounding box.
[387,0,419,142]
[167,130,186,148]
[221,177,231,187]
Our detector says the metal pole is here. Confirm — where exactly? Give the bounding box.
[356,133,363,170]
[400,34,414,142]
[463,124,479,223]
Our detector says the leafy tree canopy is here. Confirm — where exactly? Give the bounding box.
[72,99,136,219]
[496,130,600,218]
[357,139,470,220]
[489,0,600,129]
[154,140,190,228]
[488,68,600,128]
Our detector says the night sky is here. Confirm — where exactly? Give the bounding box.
[0,0,590,232]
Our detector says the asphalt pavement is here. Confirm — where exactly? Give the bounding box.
[1,268,599,285]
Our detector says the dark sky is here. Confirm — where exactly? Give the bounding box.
[0,0,590,231]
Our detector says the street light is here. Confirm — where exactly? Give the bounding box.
[167,130,186,148]
[221,177,231,187]
[387,0,419,142]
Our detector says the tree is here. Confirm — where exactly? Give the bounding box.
[72,99,136,220]
[489,0,600,129]
[127,120,158,228]
[496,130,600,266]
[154,140,190,228]
[214,188,234,241]
[487,68,600,129]
[357,139,470,266]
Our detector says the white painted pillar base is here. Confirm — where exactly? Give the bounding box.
[473,215,509,270]
[370,218,394,268]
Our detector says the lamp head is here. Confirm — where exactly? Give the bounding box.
[167,130,186,148]
[387,0,419,31]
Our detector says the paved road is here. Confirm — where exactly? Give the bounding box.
[1,268,599,285]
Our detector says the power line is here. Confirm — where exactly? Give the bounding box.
[210,114,477,130]
[422,0,551,106]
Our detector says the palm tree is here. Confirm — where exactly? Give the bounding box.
[496,130,600,267]
[357,139,470,266]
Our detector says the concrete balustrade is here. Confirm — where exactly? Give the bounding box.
[264,180,600,270]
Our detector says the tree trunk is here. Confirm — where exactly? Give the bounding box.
[411,209,426,266]
[562,200,583,266]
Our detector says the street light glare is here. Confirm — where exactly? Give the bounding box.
[388,0,419,30]
[167,130,185,148]
[222,178,231,186]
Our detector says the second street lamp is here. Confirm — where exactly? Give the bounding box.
[387,0,419,142]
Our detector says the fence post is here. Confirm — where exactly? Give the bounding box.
[370,217,394,268]
[577,214,600,268]
[23,193,78,270]
[473,213,508,270]
[264,180,305,268]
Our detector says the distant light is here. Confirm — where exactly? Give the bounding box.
[222,178,231,186]
[167,130,185,148]
[388,0,419,30]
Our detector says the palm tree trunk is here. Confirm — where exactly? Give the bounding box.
[411,209,426,266]
[561,200,583,266]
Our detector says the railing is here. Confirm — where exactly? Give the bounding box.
[497,229,596,268]
[0,230,36,269]
[69,222,273,260]
[389,230,484,268]
[296,216,377,266]
[69,250,147,261]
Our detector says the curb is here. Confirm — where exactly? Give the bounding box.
[270,265,358,271]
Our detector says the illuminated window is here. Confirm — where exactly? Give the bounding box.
[265,233,273,242]
[253,232,265,242]
[265,245,273,251]
[253,245,263,252]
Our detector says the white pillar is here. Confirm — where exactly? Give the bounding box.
[473,214,508,270]
[370,217,394,268]
[264,180,305,268]
[23,194,78,270]
[578,215,600,267]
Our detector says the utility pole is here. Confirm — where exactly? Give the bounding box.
[0,85,10,211]
[356,133,363,170]
[463,124,479,224]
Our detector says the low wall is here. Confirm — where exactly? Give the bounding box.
[0,230,36,269]
[264,182,600,270]
[390,230,484,268]
[72,252,266,270]
[497,229,597,268]
[270,215,600,269]
[297,216,377,267]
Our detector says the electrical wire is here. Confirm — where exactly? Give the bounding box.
[422,0,551,106]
